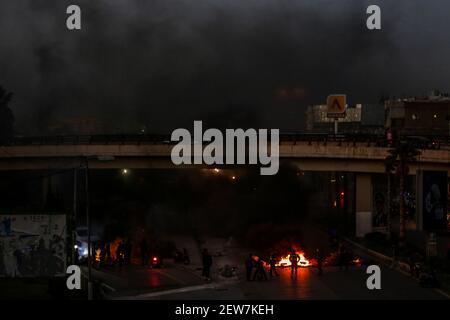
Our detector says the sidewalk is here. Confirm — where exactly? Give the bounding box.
[343,237,450,299]
[309,221,449,299]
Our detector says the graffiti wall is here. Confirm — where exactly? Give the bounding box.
[0,214,66,277]
[418,171,448,231]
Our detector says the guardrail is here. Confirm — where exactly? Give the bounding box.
[6,133,450,150]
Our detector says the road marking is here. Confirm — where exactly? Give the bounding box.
[80,269,118,292]
[115,282,222,300]
[101,282,117,292]
[434,288,450,299]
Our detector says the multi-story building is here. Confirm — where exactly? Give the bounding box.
[385,92,450,137]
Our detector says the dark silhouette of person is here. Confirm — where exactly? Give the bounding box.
[104,243,111,266]
[74,245,80,264]
[245,254,254,281]
[182,248,190,265]
[202,249,213,280]
[339,245,349,271]
[269,253,279,277]
[329,228,338,250]
[124,239,132,265]
[316,249,324,276]
[140,239,149,266]
[252,258,268,281]
[116,241,124,267]
[289,250,300,278]
[409,251,422,278]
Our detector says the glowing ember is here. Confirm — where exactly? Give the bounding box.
[276,252,311,267]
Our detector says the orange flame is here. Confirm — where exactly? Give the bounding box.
[95,248,101,262]
[276,252,310,267]
[109,237,125,261]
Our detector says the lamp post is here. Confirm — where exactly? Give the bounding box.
[85,157,93,300]
[84,155,115,300]
[73,168,77,265]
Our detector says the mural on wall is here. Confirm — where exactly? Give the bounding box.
[0,215,66,277]
[422,171,448,230]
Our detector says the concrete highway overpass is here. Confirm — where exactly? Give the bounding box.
[0,134,448,174]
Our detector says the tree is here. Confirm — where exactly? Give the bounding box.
[0,86,14,145]
[385,140,420,242]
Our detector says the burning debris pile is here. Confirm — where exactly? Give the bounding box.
[109,237,125,262]
[275,252,311,268]
[268,240,314,268]
[244,224,315,268]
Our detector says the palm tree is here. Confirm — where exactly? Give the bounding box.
[385,140,420,242]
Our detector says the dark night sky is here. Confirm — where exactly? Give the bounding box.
[1,0,450,134]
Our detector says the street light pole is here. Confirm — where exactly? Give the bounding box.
[73,168,77,265]
[83,155,114,300]
[85,157,93,300]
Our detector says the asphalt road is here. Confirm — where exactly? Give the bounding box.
[87,262,206,298]
[89,224,447,300]
[143,265,447,300]
[91,260,446,300]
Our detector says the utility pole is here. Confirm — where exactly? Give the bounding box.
[73,168,77,264]
[85,158,93,300]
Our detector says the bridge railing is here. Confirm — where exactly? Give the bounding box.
[7,133,449,150]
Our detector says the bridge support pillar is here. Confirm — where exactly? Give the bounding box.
[355,174,373,237]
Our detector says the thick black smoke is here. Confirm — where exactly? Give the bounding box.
[1,0,450,134]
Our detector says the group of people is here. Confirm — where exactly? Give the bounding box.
[91,239,133,268]
[195,244,355,282]
[244,250,304,281]
[244,249,326,281]
[245,254,269,281]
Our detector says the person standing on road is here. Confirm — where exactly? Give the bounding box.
[140,238,149,267]
[124,239,132,265]
[116,241,124,268]
[182,248,190,265]
[316,248,324,276]
[269,253,279,277]
[105,243,111,266]
[252,257,268,281]
[245,254,254,281]
[202,248,213,281]
[339,245,350,271]
[289,250,300,278]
